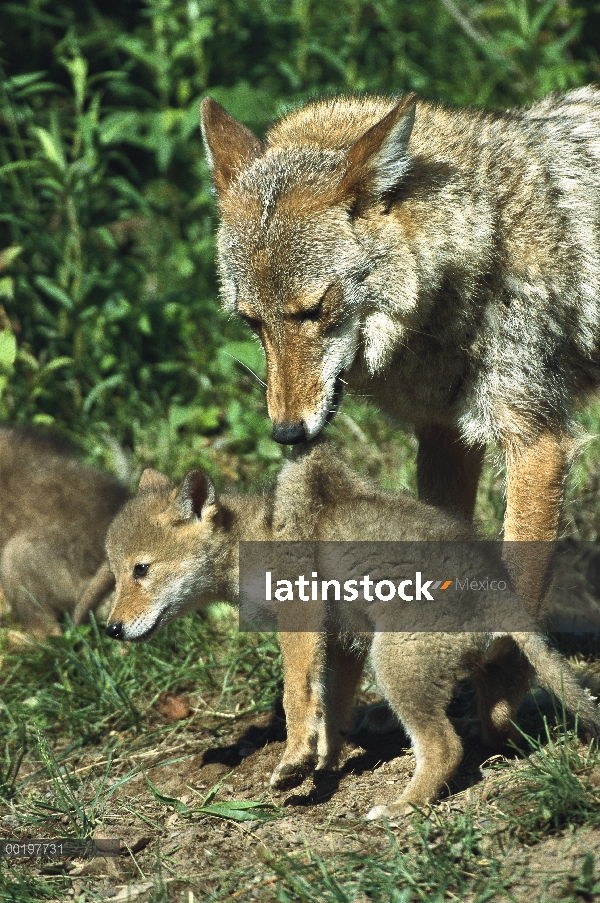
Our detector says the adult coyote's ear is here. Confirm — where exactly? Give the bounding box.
[341,95,417,200]
[200,97,264,194]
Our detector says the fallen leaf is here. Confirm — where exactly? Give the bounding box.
[158,692,191,721]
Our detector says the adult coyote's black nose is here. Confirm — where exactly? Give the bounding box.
[106,622,124,640]
[271,422,307,444]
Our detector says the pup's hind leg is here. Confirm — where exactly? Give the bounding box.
[0,532,75,637]
[316,636,368,772]
[476,643,533,746]
[366,634,464,821]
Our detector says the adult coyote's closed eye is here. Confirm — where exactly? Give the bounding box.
[200,88,600,616]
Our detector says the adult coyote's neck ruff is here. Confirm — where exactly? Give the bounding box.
[201,88,600,614]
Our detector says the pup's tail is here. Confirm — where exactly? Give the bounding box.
[512,632,599,740]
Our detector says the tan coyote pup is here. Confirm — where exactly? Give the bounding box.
[200,87,600,615]
[0,426,128,636]
[105,442,598,819]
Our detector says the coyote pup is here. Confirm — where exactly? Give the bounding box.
[200,87,600,615]
[105,442,598,818]
[0,426,129,636]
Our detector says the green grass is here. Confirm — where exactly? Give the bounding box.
[1,605,599,902]
[0,608,282,900]
[0,865,69,902]
[258,819,501,903]
[496,714,600,844]
[0,608,281,751]
[210,718,600,903]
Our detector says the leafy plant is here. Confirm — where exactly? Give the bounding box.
[144,771,283,822]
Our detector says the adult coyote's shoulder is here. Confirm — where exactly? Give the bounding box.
[201,87,600,614]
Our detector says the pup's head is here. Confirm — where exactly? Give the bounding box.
[105,467,230,641]
[200,95,417,444]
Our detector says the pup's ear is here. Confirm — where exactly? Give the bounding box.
[138,468,174,493]
[341,95,416,200]
[200,97,264,194]
[171,469,217,521]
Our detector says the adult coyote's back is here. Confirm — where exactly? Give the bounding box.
[201,88,600,614]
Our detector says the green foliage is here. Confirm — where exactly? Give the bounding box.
[144,771,283,821]
[0,0,597,478]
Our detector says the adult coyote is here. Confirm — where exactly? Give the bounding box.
[200,87,600,614]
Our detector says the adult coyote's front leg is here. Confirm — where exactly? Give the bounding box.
[503,432,573,620]
[416,425,485,521]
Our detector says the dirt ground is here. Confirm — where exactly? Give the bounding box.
[3,573,600,900]
[13,684,596,902]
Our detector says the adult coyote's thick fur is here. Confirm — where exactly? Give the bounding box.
[104,442,599,819]
[200,87,600,613]
[0,426,128,635]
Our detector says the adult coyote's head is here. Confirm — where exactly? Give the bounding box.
[200,95,417,443]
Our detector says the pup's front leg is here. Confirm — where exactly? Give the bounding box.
[503,432,573,620]
[270,631,327,790]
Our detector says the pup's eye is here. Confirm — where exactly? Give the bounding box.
[133,563,149,579]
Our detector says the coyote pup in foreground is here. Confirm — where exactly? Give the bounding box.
[200,87,600,615]
[0,426,129,636]
[105,442,598,819]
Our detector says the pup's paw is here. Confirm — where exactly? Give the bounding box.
[365,800,423,824]
[365,804,391,821]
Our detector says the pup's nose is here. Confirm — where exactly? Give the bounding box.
[271,421,306,444]
[106,622,124,640]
